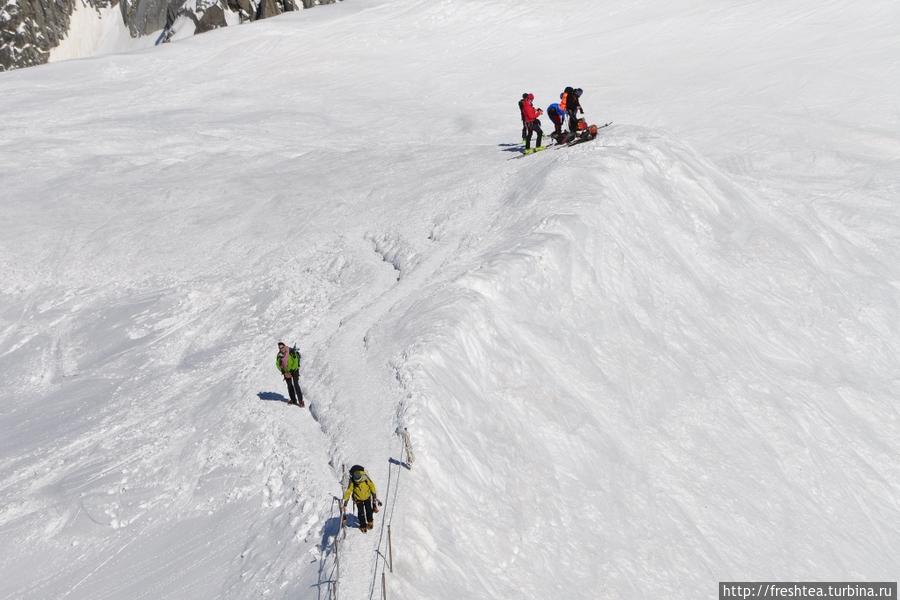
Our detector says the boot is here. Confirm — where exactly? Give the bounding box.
[360,524,368,533]
[367,521,374,529]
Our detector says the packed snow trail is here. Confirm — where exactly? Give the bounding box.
[2,0,900,599]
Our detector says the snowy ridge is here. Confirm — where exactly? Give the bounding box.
[1,0,899,598]
[387,129,900,597]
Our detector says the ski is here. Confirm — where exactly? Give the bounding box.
[508,122,612,159]
[508,146,549,160]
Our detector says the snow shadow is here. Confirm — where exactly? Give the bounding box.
[314,515,342,600]
[256,391,289,403]
[497,143,524,153]
[319,514,346,548]
[335,511,364,530]
[314,499,349,600]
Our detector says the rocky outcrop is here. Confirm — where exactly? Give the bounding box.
[2,0,76,70]
[193,0,224,33]
[119,0,167,37]
[0,0,340,72]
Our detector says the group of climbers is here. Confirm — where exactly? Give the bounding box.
[517,86,590,154]
[273,343,381,533]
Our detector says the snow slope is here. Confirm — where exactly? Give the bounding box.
[1,0,899,598]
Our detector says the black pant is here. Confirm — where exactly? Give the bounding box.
[567,109,580,134]
[356,498,374,527]
[284,370,303,404]
[525,119,543,150]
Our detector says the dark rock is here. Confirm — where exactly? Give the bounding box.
[255,0,276,20]
[119,0,168,37]
[194,1,225,33]
[1,0,78,71]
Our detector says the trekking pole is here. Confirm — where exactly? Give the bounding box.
[388,524,393,573]
[330,496,342,600]
[334,524,340,600]
[382,572,387,600]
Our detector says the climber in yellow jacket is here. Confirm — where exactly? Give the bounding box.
[342,465,378,532]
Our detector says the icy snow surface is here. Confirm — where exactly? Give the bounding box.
[1,0,899,598]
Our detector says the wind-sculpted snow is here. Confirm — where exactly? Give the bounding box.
[0,0,899,598]
[386,132,900,597]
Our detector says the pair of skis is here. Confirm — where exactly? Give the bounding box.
[511,121,612,159]
[553,121,613,148]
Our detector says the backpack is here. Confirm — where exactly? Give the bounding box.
[349,465,369,483]
[560,86,574,111]
[289,346,301,362]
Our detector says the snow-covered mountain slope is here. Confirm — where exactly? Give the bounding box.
[0,0,338,72]
[1,0,899,598]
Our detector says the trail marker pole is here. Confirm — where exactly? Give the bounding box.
[388,524,394,573]
[397,427,415,468]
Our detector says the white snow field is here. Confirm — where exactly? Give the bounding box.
[2,0,899,598]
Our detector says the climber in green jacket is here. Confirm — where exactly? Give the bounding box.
[275,341,303,407]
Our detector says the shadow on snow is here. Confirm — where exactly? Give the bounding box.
[256,391,289,403]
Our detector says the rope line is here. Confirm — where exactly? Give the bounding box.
[317,495,345,600]
[368,431,410,599]
[321,431,413,600]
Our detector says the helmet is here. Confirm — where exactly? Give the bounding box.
[349,465,365,482]
[526,93,534,101]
